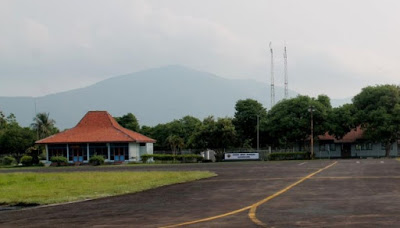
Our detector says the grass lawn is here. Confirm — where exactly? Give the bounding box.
[0,171,216,206]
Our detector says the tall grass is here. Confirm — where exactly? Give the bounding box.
[0,171,215,205]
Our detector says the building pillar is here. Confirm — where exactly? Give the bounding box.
[107,143,111,160]
[87,143,90,162]
[66,144,69,162]
[45,144,49,161]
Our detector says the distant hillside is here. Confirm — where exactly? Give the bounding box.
[0,65,349,130]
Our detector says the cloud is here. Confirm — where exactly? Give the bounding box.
[0,0,399,99]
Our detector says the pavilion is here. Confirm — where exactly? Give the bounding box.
[36,111,156,163]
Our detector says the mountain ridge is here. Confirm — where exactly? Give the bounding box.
[0,65,350,129]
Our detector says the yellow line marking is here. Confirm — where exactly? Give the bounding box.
[313,176,400,179]
[248,161,338,227]
[160,205,252,228]
[160,162,337,228]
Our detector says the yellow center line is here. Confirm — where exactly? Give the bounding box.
[160,161,337,228]
[248,161,338,227]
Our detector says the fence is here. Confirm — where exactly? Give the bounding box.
[154,147,308,161]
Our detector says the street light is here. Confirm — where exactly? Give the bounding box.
[257,115,260,151]
[308,106,315,159]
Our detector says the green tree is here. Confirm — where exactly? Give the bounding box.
[166,135,184,155]
[31,112,58,140]
[233,99,267,148]
[115,113,140,132]
[352,84,400,157]
[266,95,330,148]
[328,104,356,139]
[0,127,36,161]
[140,115,201,151]
[191,116,237,150]
[0,111,6,130]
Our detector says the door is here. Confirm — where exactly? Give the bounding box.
[72,149,84,162]
[341,144,351,158]
[114,148,125,162]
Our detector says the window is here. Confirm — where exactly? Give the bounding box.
[381,143,393,151]
[89,143,108,160]
[139,143,146,147]
[48,144,67,160]
[357,143,373,151]
[329,144,336,151]
[319,144,326,151]
[366,143,373,150]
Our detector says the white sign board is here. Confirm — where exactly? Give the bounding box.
[224,153,259,160]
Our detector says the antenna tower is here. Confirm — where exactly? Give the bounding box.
[284,43,288,99]
[269,42,275,107]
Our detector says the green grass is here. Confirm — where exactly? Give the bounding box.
[0,171,216,205]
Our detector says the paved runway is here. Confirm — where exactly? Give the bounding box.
[1,159,400,227]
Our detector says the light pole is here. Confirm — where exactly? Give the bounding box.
[308,106,315,159]
[257,115,260,151]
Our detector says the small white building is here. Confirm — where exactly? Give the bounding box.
[36,111,156,163]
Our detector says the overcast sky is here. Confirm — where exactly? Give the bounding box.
[1,0,399,99]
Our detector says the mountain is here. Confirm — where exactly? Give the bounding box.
[0,65,349,130]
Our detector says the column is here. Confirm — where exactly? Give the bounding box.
[66,144,69,162]
[107,143,111,161]
[87,143,90,162]
[45,144,49,161]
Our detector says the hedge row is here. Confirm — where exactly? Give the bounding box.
[1,156,16,165]
[141,154,203,163]
[268,152,309,161]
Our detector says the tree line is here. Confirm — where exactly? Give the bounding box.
[123,84,400,157]
[0,112,59,163]
[1,84,399,161]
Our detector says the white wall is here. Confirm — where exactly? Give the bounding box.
[146,143,154,155]
[129,143,140,161]
[128,143,154,162]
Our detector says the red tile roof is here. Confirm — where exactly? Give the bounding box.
[319,127,364,143]
[36,111,156,144]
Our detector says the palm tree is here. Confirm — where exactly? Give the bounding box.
[166,135,184,155]
[31,112,57,139]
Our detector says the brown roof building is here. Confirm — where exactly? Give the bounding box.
[38,111,156,163]
[315,127,398,158]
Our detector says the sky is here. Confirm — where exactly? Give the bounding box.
[0,0,399,99]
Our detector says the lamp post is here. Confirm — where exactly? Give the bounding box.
[257,115,260,151]
[308,106,315,159]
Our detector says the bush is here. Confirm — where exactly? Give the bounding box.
[2,156,16,165]
[268,152,308,161]
[20,155,33,166]
[141,154,203,163]
[38,152,47,160]
[178,154,203,163]
[141,154,152,163]
[89,155,105,166]
[50,156,68,166]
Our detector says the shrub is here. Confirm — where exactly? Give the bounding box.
[141,154,203,163]
[89,155,105,166]
[178,154,203,163]
[50,156,68,166]
[2,156,16,165]
[268,152,308,161]
[20,155,33,166]
[141,154,152,163]
[38,152,47,160]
